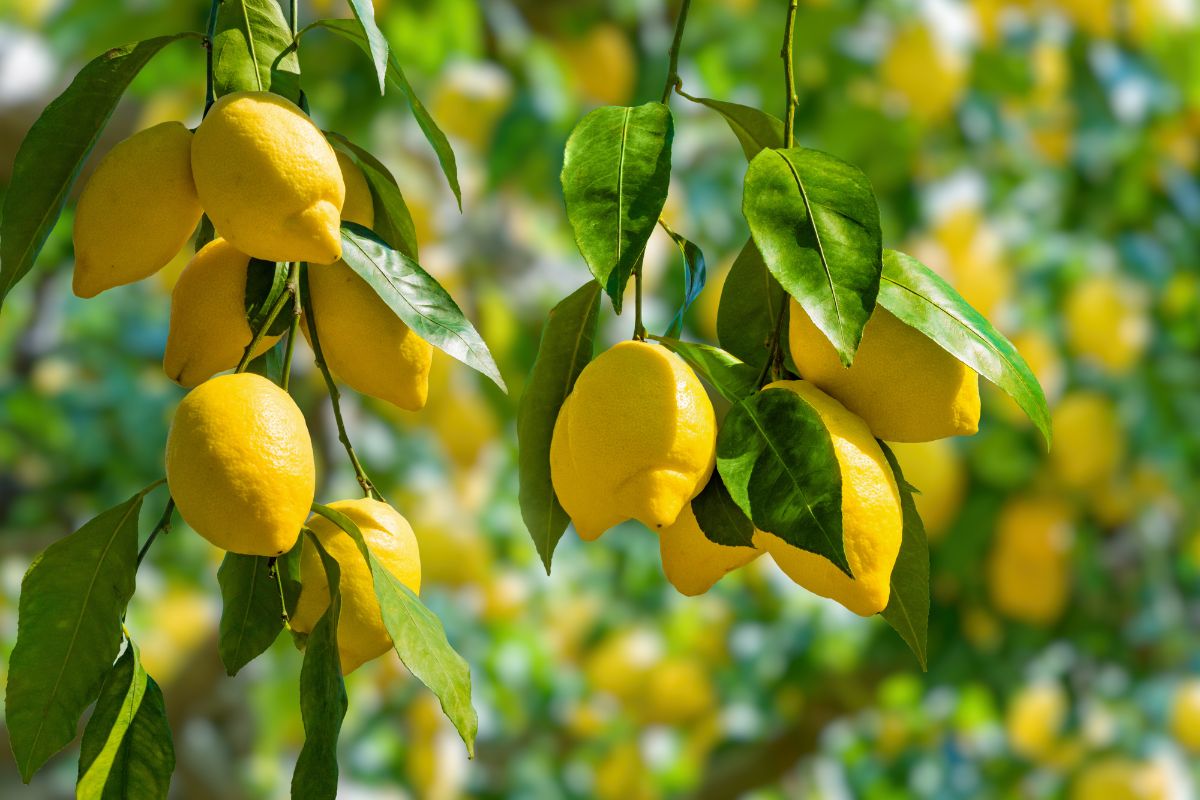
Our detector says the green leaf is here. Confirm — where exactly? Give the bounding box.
[310,504,478,756]
[561,103,674,310]
[517,281,602,573]
[6,489,147,782]
[217,544,300,676]
[650,337,759,403]
[311,19,461,208]
[326,132,420,259]
[878,443,930,671]
[691,474,756,549]
[292,534,346,800]
[716,388,848,574]
[743,146,882,365]
[677,91,783,160]
[717,239,787,370]
[338,223,506,392]
[659,220,707,339]
[344,0,388,94]
[0,34,198,313]
[244,259,292,338]
[195,215,216,252]
[879,249,1052,447]
[77,641,174,800]
[212,0,301,101]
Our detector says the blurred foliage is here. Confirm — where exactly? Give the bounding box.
[2,0,1200,797]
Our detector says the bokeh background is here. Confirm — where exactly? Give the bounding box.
[2,0,1200,797]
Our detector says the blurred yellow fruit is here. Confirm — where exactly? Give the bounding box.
[429,62,513,150]
[138,588,217,684]
[163,238,281,387]
[290,498,422,675]
[889,440,966,539]
[927,210,1013,320]
[1064,274,1150,374]
[594,741,657,800]
[789,300,980,442]
[987,495,1074,625]
[72,121,202,298]
[638,657,716,725]
[993,329,1064,423]
[414,520,491,588]
[658,504,763,596]
[1070,756,1168,800]
[1006,682,1068,760]
[1169,679,1200,753]
[192,91,344,263]
[962,605,1003,650]
[550,341,716,540]
[555,24,636,107]
[166,373,315,556]
[428,386,500,468]
[1050,0,1117,39]
[759,381,903,616]
[585,628,662,704]
[881,25,968,123]
[335,150,374,228]
[1050,392,1125,490]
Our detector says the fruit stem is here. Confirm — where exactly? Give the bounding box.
[299,266,383,501]
[280,262,301,392]
[633,254,646,341]
[235,280,293,374]
[203,0,219,116]
[136,497,175,569]
[782,0,799,148]
[268,556,291,627]
[660,0,693,104]
[290,0,299,38]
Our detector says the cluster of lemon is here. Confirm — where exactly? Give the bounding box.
[71,90,433,674]
[550,295,980,615]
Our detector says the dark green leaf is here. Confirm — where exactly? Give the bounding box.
[0,34,198,312]
[326,132,419,259]
[217,543,300,676]
[879,249,1052,447]
[518,281,602,573]
[212,0,301,101]
[717,388,848,574]
[717,239,786,370]
[194,215,216,252]
[338,223,506,392]
[677,91,783,160]
[743,146,882,365]
[6,489,147,781]
[650,337,759,403]
[659,220,707,339]
[344,0,388,94]
[244,259,292,338]
[879,443,930,671]
[691,474,756,549]
[561,103,673,310]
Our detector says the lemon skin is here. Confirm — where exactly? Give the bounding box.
[659,504,762,596]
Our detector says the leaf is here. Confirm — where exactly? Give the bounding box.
[311,19,461,207]
[517,281,602,573]
[77,641,174,800]
[244,259,292,338]
[677,91,783,160]
[212,0,301,101]
[717,238,787,370]
[659,220,707,339]
[338,223,506,392]
[292,534,346,800]
[743,146,882,365]
[217,544,300,676]
[561,103,674,310]
[195,215,216,252]
[879,250,1052,447]
[344,0,388,94]
[6,489,146,782]
[326,133,419,259]
[879,443,930,671]
[310,504,478,756]
[650,337,759,403]
[0,34,198,313]
[691,474,756,549]
[716,388,848,574]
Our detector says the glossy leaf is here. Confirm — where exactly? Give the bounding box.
[244,259,292,338]
[879,443,930,671]
[217,544,301,676]
[518,281,602,573]
[678,91,784,159]
[743,146,882,365]
[879,249,1052,447]
[717,238,786,370]
[561,103,673,310]
[716,388,849,574]
[212,0,301,101]
[326,133,419,258]
[659,220,707,339]
[692,474,757,549]
[0,34,198,313]
[6,489,146,781]
[650,337,759,403]
[345,0,388,93]
[338,223,505,392]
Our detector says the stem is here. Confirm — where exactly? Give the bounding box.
[136,497,175,569]
[633,255,646,341]
[280,262,301,391]
[290,0,299,38]
[268,556,291,626]
[204,0,219,115]
[236,282,292,374]
[299,266,381,501]
[660,0,693,104]
[782,0,799,147]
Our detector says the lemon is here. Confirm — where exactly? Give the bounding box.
[163,238,282,387]
[290,498,422,675]
[1050,392,1125,490]
[789,300,980,442]
[638,657,716,725]
[192,91,344,264]
[555,23,636,107]
[1064,275,1150,375]
[165,373,315,556]
[1070,757,1167,800]
[1006,682,1067,760]
[1169,679,1200,753]
[72,121,203,298]
[880,25,967,123]
[658,504,762,596]
[931,210,1013,320]
[987,495,1074,625]
[992,329,1064,424]
[550,340,716,540]
[584,628,662,704]
[335,150,374,228]
[889,440,966,540]
[594,742,656,800]
[758,380,903,616]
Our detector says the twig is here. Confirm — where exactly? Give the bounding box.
[280,262,301,391]
[136,497,176,568]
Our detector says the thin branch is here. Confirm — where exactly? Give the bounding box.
[280,262,301,391]
[782,0,799,147]
[136,497,175,569]
[660,0,693,104]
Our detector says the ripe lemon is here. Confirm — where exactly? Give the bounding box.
[986,495,1073,625]
[550,340,716,540]
[1050,392,1124,490]
[163,238,281,387]
[789,300,980,442]
[880,25,967,123]
[1169,679,1200,753]
[192,91,344,264]
[335,150,374,228]
[658,504,762,596]
[165,373,315,556]
[290,498,422,675]
[72,121,202,298]
[1070,757,1167,800]
[554,23,636,107]
[758,380,903,616]
[889,440,966,540]
[638,657,716,725]
[1064,274,1150,375]
[1006,682,1067,760]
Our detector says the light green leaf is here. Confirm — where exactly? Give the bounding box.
[325,132,420,259]
[716,239,786,370]
[650,336,759,403]
[344,0,388,94]
[879,443,930,671]
[244,259,292,338]
[212,0,301,101]
[678,91,783,160]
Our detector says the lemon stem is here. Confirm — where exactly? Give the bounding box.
[290,0,299,38]
[660,0,692,104]
[633,254,646,341]
[235,279,293,374]
[782,0,798,148]
[267,556,291,627]
[203,0,219,115]
[136,497,176,569]
[280,262,301,392]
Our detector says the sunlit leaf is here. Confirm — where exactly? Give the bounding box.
[678,91,783,159]
[691,474,757,548]
[879,443,930,671]
[212,0,301,101]
[716,239,786,370]
[344,0,388,93]
[651,336,759,403]
[326,133,419,258]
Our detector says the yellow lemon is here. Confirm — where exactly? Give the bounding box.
[987,495,1074,625]
[163,238,281,387]
[72,121,202,298]
[1051,0,1117,39]
[658,504,763,596]
[758,380,903,616]
[931,210,1013,320]
[594,742,657,800]
[584,628,662,704]
[1169,679,1200,753]
[1050,392,1125,490]
[428,62,513,150]
[789,300,980,442]
[192,91,344,264]
[550,340,716,539]
[1006,682,1068,760]
[992,329,1064,424]
[889,440,966,539]
[555,23,636,107]
[1070,757,1168,800]
[638,657,716,725]
[290,498,422,675]
[165,373,315,556]
[335,150,374,228]
[1064,275,1150,374]
[880,25,968,123]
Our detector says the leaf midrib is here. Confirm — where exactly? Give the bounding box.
[614,107,631,267]
[235,1,265,91]
[776,150,842,326]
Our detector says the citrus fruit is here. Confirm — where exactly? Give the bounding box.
[1169,679,1200,753]
[889,439,966,539]
[1064,274,1150,375]
[1050,392,1125,490]
[658,504,762,596]
[880,25,968,123]
[1006,682,1068,760]
[335,150,374,228]
[986,495,1074,625]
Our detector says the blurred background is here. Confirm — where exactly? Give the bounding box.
[2,0,1200,797]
